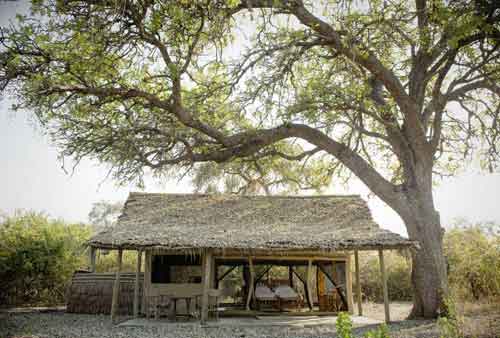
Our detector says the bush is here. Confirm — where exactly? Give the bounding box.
[444,222,500,301]
[336,312,354,338]
[337,312,391,338]
[93,249,138,273]
[364,324,390,338]
[0,212,91,306]
[358,250,413,303]
[358,221,500,304]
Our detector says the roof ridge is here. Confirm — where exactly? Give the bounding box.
[128,192,362,199]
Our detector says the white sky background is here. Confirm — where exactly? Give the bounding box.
[1,1,500,236]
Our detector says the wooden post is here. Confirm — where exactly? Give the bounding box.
[201,249,213,324]
[346,255,354,314]
[89,246,96,272]
[110,248,123,323]
[245,257,255,311]
[354,250,363,316]
[378,249,390,323]
[306,259,314,311]
[133,250,142,317]
[142,251,150,316]
[288,266,293,288]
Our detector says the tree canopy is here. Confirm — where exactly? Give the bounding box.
[1,0,497,187]
[1,0,499,318]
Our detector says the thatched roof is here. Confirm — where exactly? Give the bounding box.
[89,193,416,251]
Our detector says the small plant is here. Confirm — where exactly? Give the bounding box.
[437,317,461,338]
[437,295,463,338]
[336,312,354,338]
[363,323,390,338]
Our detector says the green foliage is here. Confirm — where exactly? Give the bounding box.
[436,294,464,338]
[0,210,139,307]
[359,250,413,303]
[358,222,500,304]
[93,250,138,273]
[88,200,123,228]
[444,221,500,301]
[363,324,390,338]
[336,312,354,338]
[336,312,392,338]
[437,315,462,338]
[190,146,333,195]
[0,212,91,306]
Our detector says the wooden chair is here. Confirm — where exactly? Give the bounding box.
[208,289,222,321]
[147,295,173,319]
[254,284,279,310]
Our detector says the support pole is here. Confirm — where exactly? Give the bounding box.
[245,257,255,311]
[110,248,123,323]
[354,250,363,316]
[89,246,96,272]
[288,266,293,288]
[378,249,390,323]
[142,251,150,316]
[306,259,314,311]
[346,255,354,314]
[133,250,142,317]
[201,249,213,324]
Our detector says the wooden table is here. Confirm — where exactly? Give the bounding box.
[166,294,202,320]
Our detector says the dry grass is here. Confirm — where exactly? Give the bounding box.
[362,300,500,338]
[458,299,500,338]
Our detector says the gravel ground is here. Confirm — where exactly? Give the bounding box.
[0,311,440,338]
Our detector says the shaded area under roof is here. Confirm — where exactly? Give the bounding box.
[89,192,417,251]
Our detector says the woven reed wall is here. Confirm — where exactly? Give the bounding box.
[66,272,144,315]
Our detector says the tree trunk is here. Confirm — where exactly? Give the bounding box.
[399,178,449,318]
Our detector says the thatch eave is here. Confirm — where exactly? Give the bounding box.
[88,192,418,253]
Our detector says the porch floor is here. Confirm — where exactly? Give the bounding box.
[118,315,382,328]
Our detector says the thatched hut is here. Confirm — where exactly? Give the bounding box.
[81,192,416,323]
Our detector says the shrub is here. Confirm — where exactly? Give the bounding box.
[358,221,500,304]
[93,250,138,273]
[444,222,500,301]
[336,312,354,338]
[358,250,412,303]
[0,212,91,306]
[364,324,390,338]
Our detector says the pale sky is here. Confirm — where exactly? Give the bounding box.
[1,1,500,236]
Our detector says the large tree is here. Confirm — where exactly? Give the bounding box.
[1,0,499,318]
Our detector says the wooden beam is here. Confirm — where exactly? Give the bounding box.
[254,265,273,285]
[89,247,96,272]
[354,250,363,316]
[110,248,123,323]
[306,259,314,311]
[142,251,150,316]
[317,263,347,307]
[215,254,349,262]
[201,249,213,324]
[133,250,142,318]
[246,257,255,311]
[211,255,217,288]
[291,267,306,285]
[346,254,354,314]
[378,249,390,323]
[290,266,312,309]
[217,265,237,283]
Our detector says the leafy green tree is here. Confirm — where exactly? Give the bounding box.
[191,148,332,195]
[0,212,90,306]
[88,200,123,228]
[1,0,499,317]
